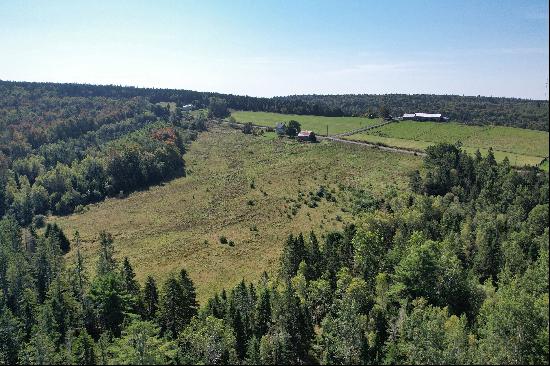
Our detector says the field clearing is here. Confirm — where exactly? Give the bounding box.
[53,125,421,302]
[231,110,384,135]
[345,121,549,166]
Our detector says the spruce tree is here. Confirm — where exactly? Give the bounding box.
[73,231,87,303]
[121,257,142,313]
[280,234,307,280]
[0,306,22,364]
[72,329,96,365]
[232,310,247,360]
[179,269,198,322]
[157,271,198,338]
[142,276,159,321]
[307,231,322,280]
[255,288,271,338]
[96,231,116,276]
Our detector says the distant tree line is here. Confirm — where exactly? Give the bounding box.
[2,80,548,131]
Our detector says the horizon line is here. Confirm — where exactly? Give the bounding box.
[1,78,548,102]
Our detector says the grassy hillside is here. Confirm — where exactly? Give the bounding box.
[53,125,421,301]
[345,121,549,166]
[231,110,384,135]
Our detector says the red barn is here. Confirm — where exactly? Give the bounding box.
[297,130,314,141]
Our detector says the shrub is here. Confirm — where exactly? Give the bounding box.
[242,122,253,134]
[32,214,46,228]
[219,236,228,244]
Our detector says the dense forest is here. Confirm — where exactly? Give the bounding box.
[0,143,547,364]
[0,81,548,364]
[2,80,548,131]
[0,83,210,225]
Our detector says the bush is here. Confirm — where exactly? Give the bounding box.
[286,120,301,137]
[242,122,254,134]
[219,236,228,244]
[32,214,46,228]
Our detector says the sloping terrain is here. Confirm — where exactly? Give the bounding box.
[54,125,421,300]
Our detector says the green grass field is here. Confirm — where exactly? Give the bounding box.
[53,125,421,301]
[231,110,384,136]
[345,121,549,166]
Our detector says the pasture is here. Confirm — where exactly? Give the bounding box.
[53,125,421,301]
[231,110,383,135]
[345,121,549,166]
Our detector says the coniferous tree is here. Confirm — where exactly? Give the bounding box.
[89,273,128,337]
[72,231,87,303]
[271,282,313,363]
[255,288,271,338]
[72,329,97,365]
[232,310,247,360]
[179,269,198,321]
[306,231,322,280]
[280,234,306,280]
[157,270,198,339]
[142,276,159,321]
[121,257,142,314]
[245,336,261,365]
[96,231,116,276]
[0,306,23,364]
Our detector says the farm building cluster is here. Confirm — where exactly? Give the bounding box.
[275,122,315,142]
[400,112,449,122]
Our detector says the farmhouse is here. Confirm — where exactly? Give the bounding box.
[275,122,286,135]
[402,113,448,122]
[297,130,314,141]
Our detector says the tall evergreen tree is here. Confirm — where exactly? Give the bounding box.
[157,271,198,339]
[255,288,272,338]
[142,276,159,321]
[306,231,322,280]
[179,269,198,322]
[72,329,97,365]
[121,257,142,314]
[0,306,23,365]
[96,231,116,276]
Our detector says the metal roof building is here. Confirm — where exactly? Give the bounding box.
[402,112,445,121]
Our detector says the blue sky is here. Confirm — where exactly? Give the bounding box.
[1,0,548,98]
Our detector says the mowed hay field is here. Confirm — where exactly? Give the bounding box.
[231,110,384,135]
[53,125,421,302]
[345,121,549,167]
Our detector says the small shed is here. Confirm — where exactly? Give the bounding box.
[275,123,286,135]
[297,130,314,141]
[402,113,445,122]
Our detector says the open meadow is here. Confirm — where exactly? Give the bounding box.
[231,110,384,135]
[344,120,549,167]
[53,125,421,301]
